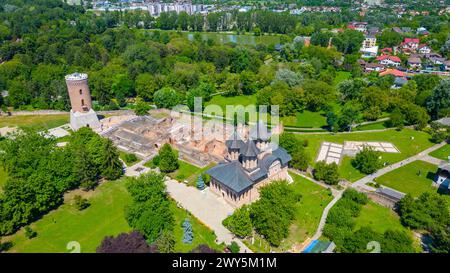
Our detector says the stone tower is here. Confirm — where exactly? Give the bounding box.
[65,73,100,131]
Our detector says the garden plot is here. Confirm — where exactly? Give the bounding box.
[316,141,399,165]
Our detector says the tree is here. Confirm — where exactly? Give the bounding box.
[222,205,252,238]
[196,175,205,190]
[314,161,339,185]
[134,97,151,116]
[250,181,300,246]
[157,144,179,173]
[398,192,449,231]
[303,80,336,111]
[155,230,175,253]
[125,173,174,242]
[182,218,193,244]
[291,148,310,171]
[97,231,157,253]
[352,147,382,174]
[427,78,450,119]
[135,73,159,102]
[275,69,303,87]
[381,230,414,253]
[153,87,182,109]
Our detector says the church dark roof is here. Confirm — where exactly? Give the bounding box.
[242,140,259,157]
[225,130,245,150]
[206,146,291,194]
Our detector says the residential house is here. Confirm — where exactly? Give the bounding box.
[347,22,368,32]
[417,27,429,36]
[377,55,401,67]
[364,62,385,72]
[360,46,379,58]
[381,47,393,55]
[362,35,377,48]
[400,38,420,54]
[206,122,292,207]
[407,56,422,69]
[379,68,405,77]
[418,44,431,54]
[445,60,450,71]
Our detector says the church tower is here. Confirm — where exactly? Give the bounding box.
[65,73,100,131]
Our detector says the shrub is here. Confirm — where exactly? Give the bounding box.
[313,161,339,185]
[352,147,382,174]
[74,195,90,211]
[24,226,37,239]
[97,231,157,253]
[123,153,138,165]
[228,241,240,253]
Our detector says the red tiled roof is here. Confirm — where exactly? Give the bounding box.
[381,47,393,52]
[379,69,405,77]
[376,55,401,63]
[403,38,420,44]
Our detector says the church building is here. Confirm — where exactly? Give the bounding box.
[206,121,292,207]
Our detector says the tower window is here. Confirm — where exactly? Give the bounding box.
[79,89,82,95]
[81,99,85,106]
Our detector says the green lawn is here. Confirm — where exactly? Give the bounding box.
[181,31,281,46]
[375,160,449,204]
[5,178,222,253]
[6,180,132,253]
[244,172,333,252]
[339,156,366,182]
[205,94,257,114]
[0,114,69,130]
[281,111,328,128]
[355,121,388,131]
[354,201,410,234]
[429,144,449,161]
[295,129,434,182]
[281,172,333,250]
[167,160,216,187]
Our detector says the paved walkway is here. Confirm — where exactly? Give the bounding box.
[352,142,447,190]
[165,179,253,253]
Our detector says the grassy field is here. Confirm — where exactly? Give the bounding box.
[244,172,333,252]
[355,121,388,131]
[5,178,221,253]
[295,129,434,182]
[374,160,449,203]
[168,160,215,187]
[6,180,132,253]
[0,114,69,130]
[429,144,449,161]
[339,156,366,182]
[205,94,257,113]
[354,201,410,234]
[281,111,328,128]
[281,172,333,250]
